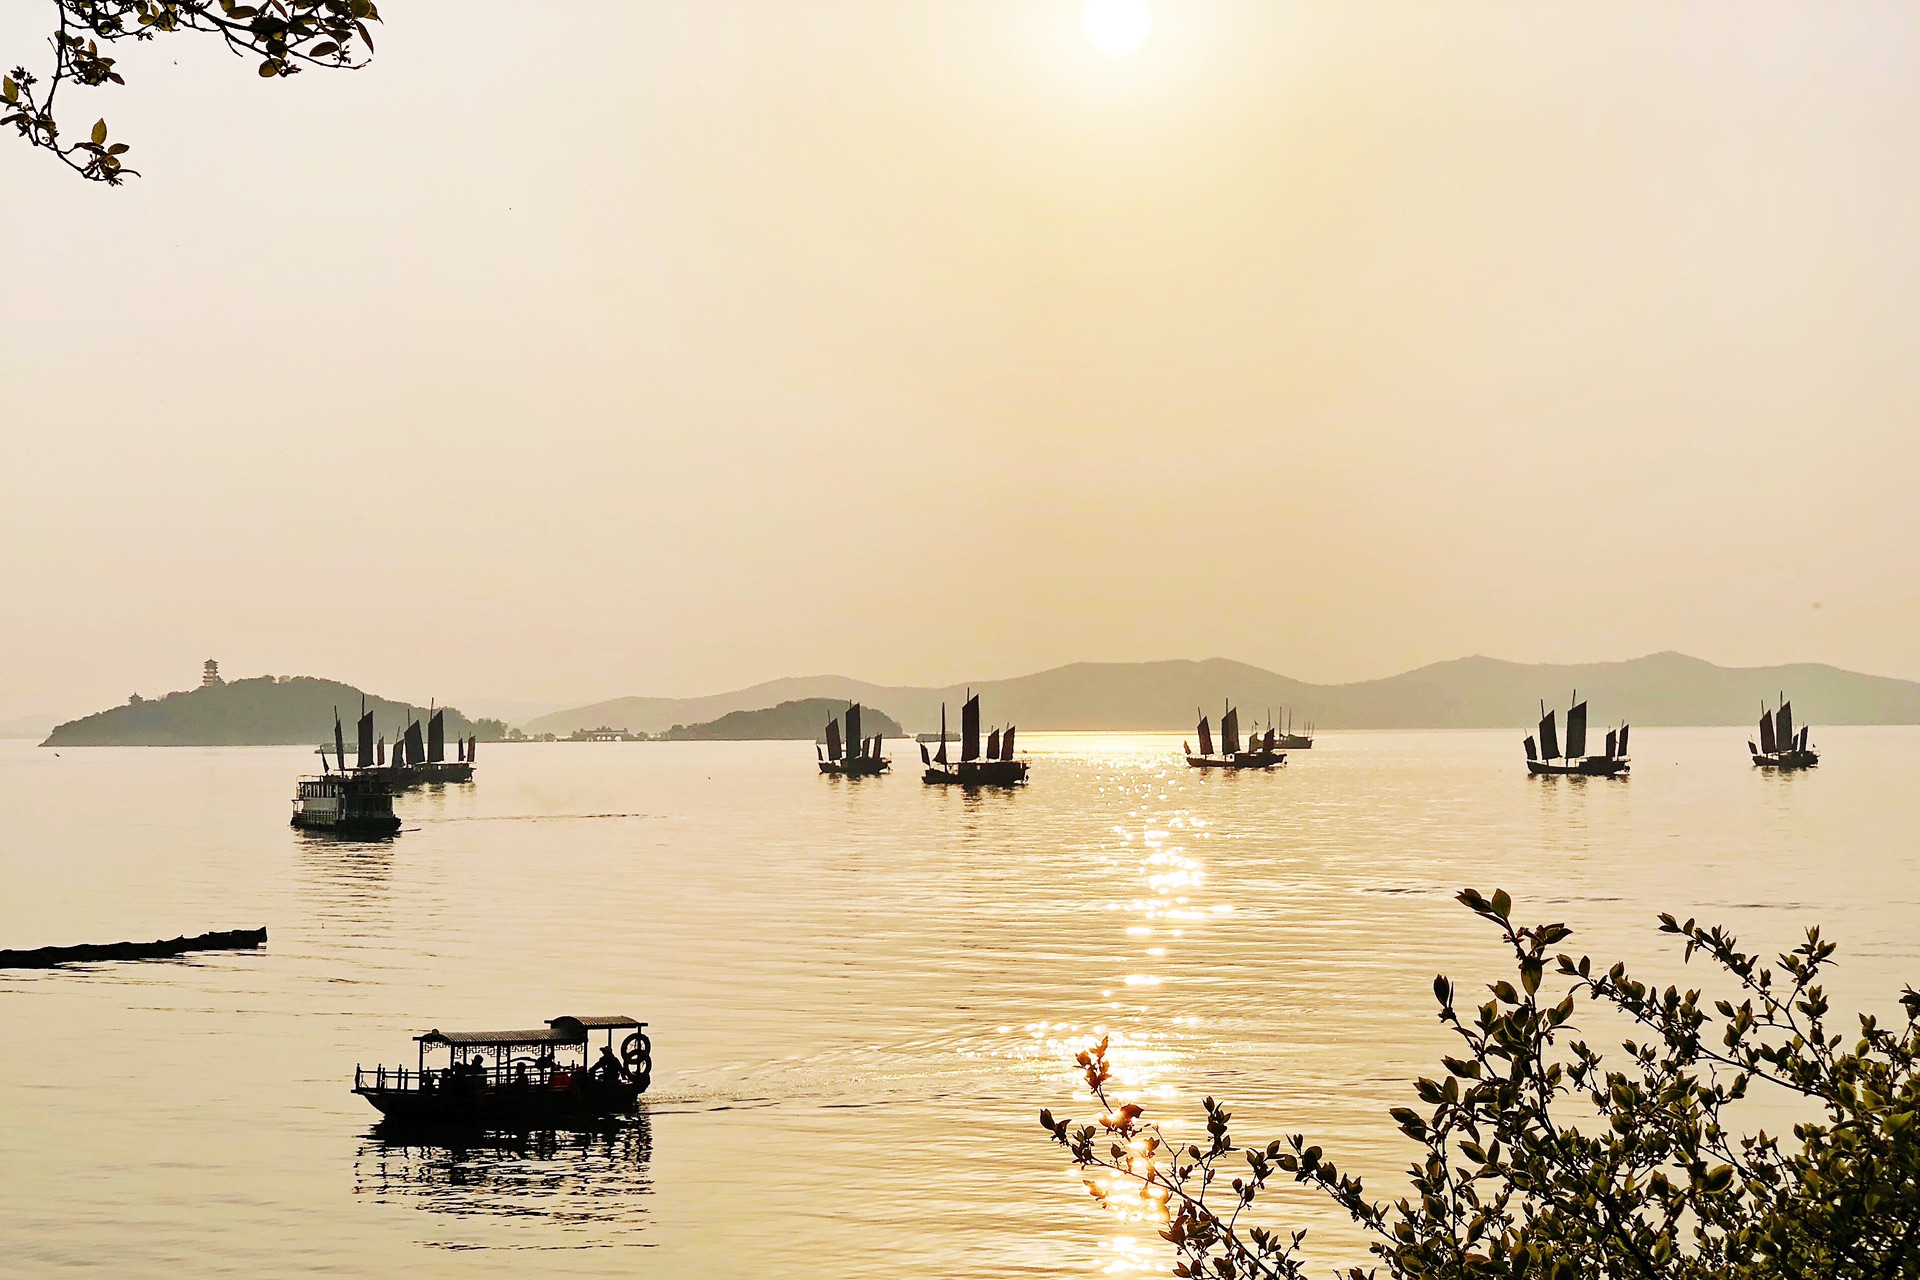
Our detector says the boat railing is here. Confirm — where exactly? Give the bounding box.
[354,1061,586,1093]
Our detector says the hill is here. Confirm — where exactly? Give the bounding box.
[660,699,905,742]
[526,653,1920,735]
[43,676,483,747]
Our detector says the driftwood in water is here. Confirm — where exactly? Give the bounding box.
[0,928,268,969]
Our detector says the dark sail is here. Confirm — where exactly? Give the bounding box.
[1524,734,1538,761]
[405,720,425,766]
[1605,728,1618,759]
[1001,726,1015,760]
[1758,709,1776,755]
[333,711,346,772]
[846,704,863,759]
[1263,727,1276,753]
[1798,726,1809,753]
[826,718,843,761]
[1222,706,1241,756]
[357,710,374,770]
[936,704,949,765]
[872,733,883,760]
[986,728,1001,760]
[1538,708,1559,761]
[1197,714,1214,758]
[1777,701,1794,749]
[1618,723,1630,756]
[1565,701,1588,760]
[962,695,981,762]
[377,735,386,767]
[427,709,445,763]
[467,736,477,761]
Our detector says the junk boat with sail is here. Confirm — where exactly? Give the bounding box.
[354,1014,651,1128]
[818,702,891,776]
[1185,702,1285,770]
[1270,708,1313,751]
[388,704,475,788]
[291,704,402,836]
[1524,692,1629,777]
[1751,693,1818,770]
[921,691,1028,786]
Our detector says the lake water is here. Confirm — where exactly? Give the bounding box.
[3,730,1917,1277]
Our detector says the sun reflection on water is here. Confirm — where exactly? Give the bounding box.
[1019,744,1250,1274]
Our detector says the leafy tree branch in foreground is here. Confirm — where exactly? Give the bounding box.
[1043,888,1920,1278]
[3,1,380,183]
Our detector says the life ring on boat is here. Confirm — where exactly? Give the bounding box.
[621,1031,652,1089]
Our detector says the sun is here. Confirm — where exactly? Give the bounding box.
[1083,0,1152,58]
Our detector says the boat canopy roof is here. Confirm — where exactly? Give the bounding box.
[415,1015,644,1048]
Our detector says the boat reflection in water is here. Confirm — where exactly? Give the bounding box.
[354,1118,654,1233]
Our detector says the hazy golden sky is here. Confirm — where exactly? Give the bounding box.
[3,1,1917,720]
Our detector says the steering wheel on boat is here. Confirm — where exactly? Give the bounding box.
[620,1031,652,1089]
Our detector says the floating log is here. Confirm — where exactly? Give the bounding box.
[0,928,267,969]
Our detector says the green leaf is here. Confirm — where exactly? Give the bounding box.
[1491,889,1512,920]
[259,60,279,78]
[2,76,17,104]
[91,118,107,146]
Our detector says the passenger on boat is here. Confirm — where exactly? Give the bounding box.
[586,1045,622,1084]
[513,1062,530,1090]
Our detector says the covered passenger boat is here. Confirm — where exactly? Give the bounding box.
[354,1015,651,1129]
[1524,693,1630,777]
[921,692,1028,786]
[292,705,402,836]
[818,702,890,776]
[1185,702,1284,770]
[1751,693,1818,770]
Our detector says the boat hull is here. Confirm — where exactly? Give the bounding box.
[1753,750,1819,770]
[390,761,474,788]
[819,758,891,777]
[357,1078,642,1131]
[1527,757,1630,777]
[292,811,402,837]
[923,759,1029,787]
[1185,753,1286,771]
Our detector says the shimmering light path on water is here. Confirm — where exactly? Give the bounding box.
[2,731,1917,1277]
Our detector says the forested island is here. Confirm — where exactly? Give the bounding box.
[43,675,502,747]
[661,698,904,741]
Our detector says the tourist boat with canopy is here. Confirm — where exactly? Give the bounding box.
[1524,692,1629,776]
[291,703,402,836]
[354,1014,652,1128]
[921,691,1028,786]
[1185,701,1285,770]
[818,702,890,776]
[1751,693,1818,770]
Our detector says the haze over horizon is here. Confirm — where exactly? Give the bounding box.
[5,1,1917,722]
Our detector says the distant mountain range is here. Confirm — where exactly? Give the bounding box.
[43,676,485,747]
[0,714,57,740]
[660,698,906,742]
[524,653,1920,736]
